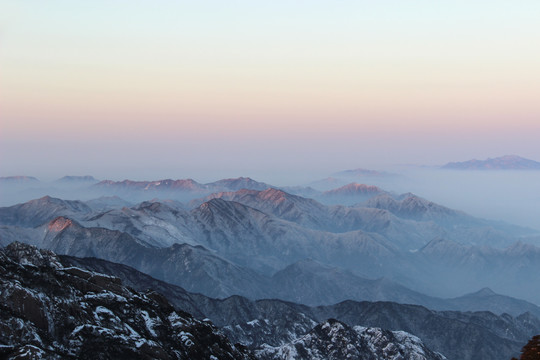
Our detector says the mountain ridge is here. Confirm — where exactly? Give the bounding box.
[56,249,538,360]
[2,193,540,303]
[442,155,540,170]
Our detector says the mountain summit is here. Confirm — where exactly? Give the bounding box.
[442,155,540,170]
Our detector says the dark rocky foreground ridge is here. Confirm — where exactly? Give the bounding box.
[1,242,456,360]
[0,242,254,360]
[62,253,539,360]
[256,319,445,360]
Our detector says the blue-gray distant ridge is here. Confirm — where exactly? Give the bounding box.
[442,155,540,170]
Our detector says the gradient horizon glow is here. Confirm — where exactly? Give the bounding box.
[1,1,539,181]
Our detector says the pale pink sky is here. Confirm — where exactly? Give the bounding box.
[1,1,539,181]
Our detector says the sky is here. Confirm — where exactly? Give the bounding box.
[1,1,539,182]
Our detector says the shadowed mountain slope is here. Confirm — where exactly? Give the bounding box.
[58,251,539,360]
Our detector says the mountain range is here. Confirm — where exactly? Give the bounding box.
[90,177,273,201]
[1,187,539,304]
[0,175,39,183]
[56,175,99,183]
[3,242,536,360]
[442,155,540,170]
[60,246,540,359]
[1,176,540,359]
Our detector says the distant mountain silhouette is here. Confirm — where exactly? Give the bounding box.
[56,175,98,183]
[0,175,39,183]
[442,155,540,170]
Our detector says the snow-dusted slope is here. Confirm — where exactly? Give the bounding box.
[257,319,446,360]
[194,188,535,249]
[2,193,540,304]
[82,196,400,275]
[0,242,254,359]
[5,217,269,299]
[0,195,92,227]
[59,254,540,360]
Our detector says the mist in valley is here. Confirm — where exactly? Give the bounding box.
[332,167,540,231]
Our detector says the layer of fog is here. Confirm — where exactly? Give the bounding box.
[331,167,540,231]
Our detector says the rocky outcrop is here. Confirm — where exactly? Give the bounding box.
[257,319,446,360]
[0,242,254,359]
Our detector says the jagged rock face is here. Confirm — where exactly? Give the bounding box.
[312,301,525,360]
[257,319,446,360]
[219,301,319,349]
[0,242,254,360]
